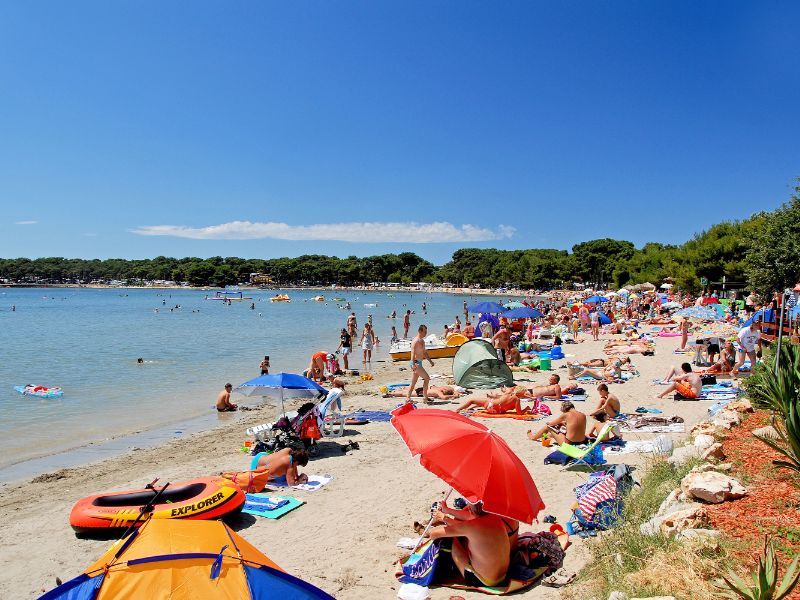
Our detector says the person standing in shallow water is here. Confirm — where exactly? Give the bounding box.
[403,310,411,338]
[406,324,434,404]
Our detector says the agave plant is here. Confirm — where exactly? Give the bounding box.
[717,536,800,600]
[745,343,800,475]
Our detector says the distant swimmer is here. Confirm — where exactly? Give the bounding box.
[216,383,238,412]
[250,303,255,310]
[260,356,270,376]
[137,358,144,364]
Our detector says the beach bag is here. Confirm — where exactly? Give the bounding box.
[514,532,564,574]
[530,398,552,415]
[299,416,322,441]
[567,387,586,396]
[398,540,441,586]
[221,468,272,493]
[701,374,717,385]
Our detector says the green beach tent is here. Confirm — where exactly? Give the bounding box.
[453,339,514,389]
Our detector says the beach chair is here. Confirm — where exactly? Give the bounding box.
[557,423,612,471]
[316,389,345,438]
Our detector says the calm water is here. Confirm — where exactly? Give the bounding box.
[0,287,476,477]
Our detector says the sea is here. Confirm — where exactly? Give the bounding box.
[0,287,479,481]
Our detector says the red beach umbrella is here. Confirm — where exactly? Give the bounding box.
[702,297,721,304]
[391,406,544,524]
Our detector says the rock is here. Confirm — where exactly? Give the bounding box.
[691,421,717,436]
[681,471,747,503]
[608,592,628,600]
[631,597,677,600]
[656,488,683,516]
[668,444,702,466]
[694,434,716,449]
[676,528,721,541]
[702,443,726,461]
[660,506,710,535]
[713,411,741,429]
[752,425,780,440]
[726,399,753,413]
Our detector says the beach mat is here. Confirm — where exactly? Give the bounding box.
[346,410,392,422]
[625,423,685,433]
[243,494,304,519]
[266,474,334,492]
[471,410,546,421]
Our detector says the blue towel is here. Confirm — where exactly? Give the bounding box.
[346,410,392,422]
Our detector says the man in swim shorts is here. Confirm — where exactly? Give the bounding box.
[656,362,701,399]
[527,400,588,445]
[252,447,309,485]
[426,499,517,588]
[216,383,238,412]
[591,383,620,419]
[731,320,762,380]
[526,373,563,400]
[405,324,434,404]
[336,328,352,370]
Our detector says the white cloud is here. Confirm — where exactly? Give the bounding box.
[14,220,38,225]
[130,220,515,244]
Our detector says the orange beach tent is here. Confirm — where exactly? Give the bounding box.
[39,518,334,599]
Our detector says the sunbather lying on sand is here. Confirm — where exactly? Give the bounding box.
[525,373,563,400]
[570,359,624,381]
[455,387,532,415]
[578,357,631,368]
[527,400,587,445]
[386,385,465,400]
[426,499,518,588]
[604,342,653,355]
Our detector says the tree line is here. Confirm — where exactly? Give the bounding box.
[2,182,798,298]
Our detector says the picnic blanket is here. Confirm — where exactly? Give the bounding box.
[266,474,334,492]
[242,493,304,519]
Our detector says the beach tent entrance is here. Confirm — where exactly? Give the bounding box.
[453,339,513,389]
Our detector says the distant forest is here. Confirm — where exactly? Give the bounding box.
[2,183,799,297]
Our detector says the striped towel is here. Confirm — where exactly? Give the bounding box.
[578,476,617,520]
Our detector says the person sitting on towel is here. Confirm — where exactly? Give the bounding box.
[454,386,532,415]
[425,499,518,588]
[656,362,701,399]
[588,411,621,441]
[252,447,309,485]
[526,400,587,445]
[591,383,620,419]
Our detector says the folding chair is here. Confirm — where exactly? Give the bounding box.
[557,423,612,471]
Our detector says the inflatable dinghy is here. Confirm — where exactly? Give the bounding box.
[69,476,245,531]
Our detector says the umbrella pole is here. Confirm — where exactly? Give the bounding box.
[411,488,453,555]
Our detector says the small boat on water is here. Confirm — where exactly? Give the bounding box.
[271,294,290,302]
[389,333,468,361]
[69,476,245,531]
[311,295,325,302]
[15,385,64,398]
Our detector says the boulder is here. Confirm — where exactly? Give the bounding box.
[752,425,780,440]
[631,597,677,600]
[702,443,726,461]
[680,471,747,503]
[660,506,710,536]
[676,528,721,541]
[608,592,628,600]
[712,410,741,429]
[691,421,717,436]
[668,444,702,466]
[726,399,753,413]
[693,434,716,450]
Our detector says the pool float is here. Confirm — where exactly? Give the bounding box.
[69,476,245,531]
[15,385,64,398]
[270,294,290,302]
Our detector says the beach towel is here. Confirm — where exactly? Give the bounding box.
[242,493,304,519]
[560,394,587,401]
[623,422,685,433]
[602,439,671,455]
[266,474,334,492]
[346,410,392,422]
[708,399,732,416]
[396,539,549,596]
[471,410,546,421]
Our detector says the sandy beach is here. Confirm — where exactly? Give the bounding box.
[0,332,719,599]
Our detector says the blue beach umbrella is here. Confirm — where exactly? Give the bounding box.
[467,301,506,314]
[502,307,544,319]
[235,372,327,416]
[584,295,609,304]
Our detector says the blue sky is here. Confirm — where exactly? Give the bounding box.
[1,1,798,265]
